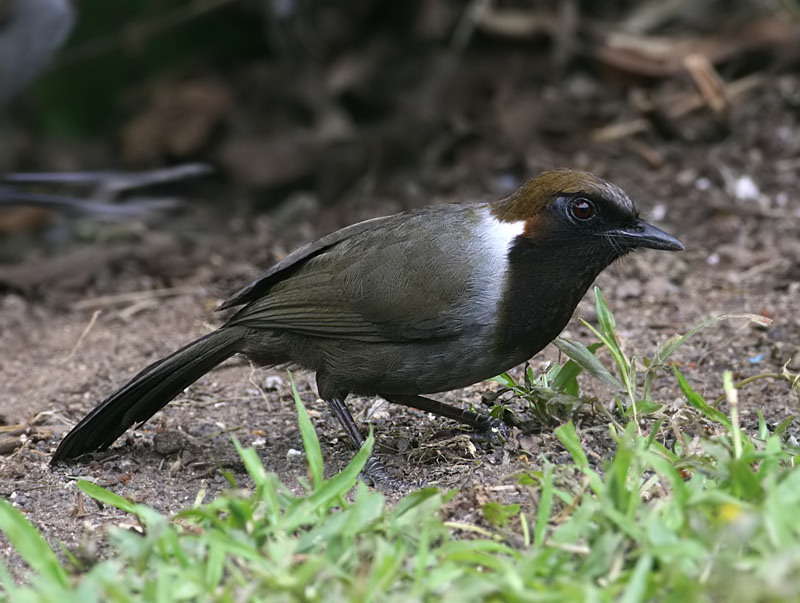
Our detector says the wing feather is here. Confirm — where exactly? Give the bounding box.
[224,203,507,343]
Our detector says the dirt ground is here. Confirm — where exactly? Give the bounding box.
[1,7,799,572]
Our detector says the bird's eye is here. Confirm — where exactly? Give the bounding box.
[569,198,596,221]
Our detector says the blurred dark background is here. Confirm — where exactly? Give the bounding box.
[1,0,799,295]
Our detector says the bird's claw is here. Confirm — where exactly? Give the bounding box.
[361,456,426,491]
[471,415,511,444]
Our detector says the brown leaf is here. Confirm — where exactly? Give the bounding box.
[123,79,233,164]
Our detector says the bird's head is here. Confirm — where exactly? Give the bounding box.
[491,169,684,258]
[488,169,685,355]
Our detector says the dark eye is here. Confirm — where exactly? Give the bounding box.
[569,198,596,221]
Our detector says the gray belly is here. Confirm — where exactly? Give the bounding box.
[309,330,526,396]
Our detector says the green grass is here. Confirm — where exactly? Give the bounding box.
[2,289,800,601]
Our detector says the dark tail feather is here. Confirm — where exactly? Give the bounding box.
[51,326,246,464]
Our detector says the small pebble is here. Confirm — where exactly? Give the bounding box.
[733,175,760,202]
[153,429,186,456]
[263,375,284,391]
[788,349,800,371]
[286,448,305,464]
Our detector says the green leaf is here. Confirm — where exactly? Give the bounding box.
[594,286,617,339]
[728,457,764,501]
[290,371,324,489]
[392,487,445,520]
[0,499,68,589]
[553,337,624,391]
[775,415,795,437]
[533,465,554,548]
[491,372,517,389]
[306,431,373,511]
[551,345,600,393]
[482,502,521,528]
[673,367,732,428]
[632,398,662,415]
[621,553,653,603]
[233,439,270,490]
[554,422,604,496]
[77,480,138,514]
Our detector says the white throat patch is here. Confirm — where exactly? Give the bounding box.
[482,211,526,257]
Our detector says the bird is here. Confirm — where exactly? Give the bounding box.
[51,169,684,477]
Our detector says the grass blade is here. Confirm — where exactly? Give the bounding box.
[0,500,68,589]
[673,367,732,428]
[290,371,324,489]
[307,431,373,509]
[77,480,138,514]
[621,553,652,603]
[553,337,623,390]
[594,286,617,339]
[533,464,554,548]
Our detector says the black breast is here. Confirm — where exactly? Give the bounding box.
[492,237,616,360]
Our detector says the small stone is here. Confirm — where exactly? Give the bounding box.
[286,448,305,464]
[733,175,760,202]
[395,437,411,454]
[517,433,543,454]
[153,429,186,456]
[788,349,800,371]
[263,375,284,391]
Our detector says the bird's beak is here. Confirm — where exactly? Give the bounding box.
[613,220,685,251]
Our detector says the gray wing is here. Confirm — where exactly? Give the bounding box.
[223,204,502,343]
[217,215,390,310]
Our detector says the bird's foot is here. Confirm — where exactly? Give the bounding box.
[361,456,426,491]
[470,415,512,445]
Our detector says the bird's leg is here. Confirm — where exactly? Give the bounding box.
[326,394,365,448]
[381,393,510,443]
[325,394,395,487]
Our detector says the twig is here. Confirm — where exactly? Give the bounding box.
[683,54,728,115]
[714,370,800,406]
[248,361,274,413]
[593,74,764,141]
[59,310,101,365]
[71,285,205,310]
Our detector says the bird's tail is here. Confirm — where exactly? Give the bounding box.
[51,326,246,463]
